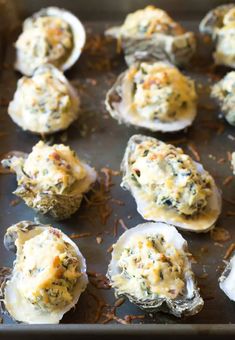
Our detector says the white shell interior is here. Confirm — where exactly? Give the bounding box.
[220,254,235,302]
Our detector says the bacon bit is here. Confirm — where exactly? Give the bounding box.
[110,198,125,206]
[224,243,235,260]
[226,210,235,216]
[124,315,145,324]
[187,143,200,161]
[101,306,144,325]
[227,151,232,162]
[88,271,110,290]
[70,232,92,239]
[170,138,188,145]
[217,158,226,164]
[96,236,103,244]
[223,197,235,205]
[210,227,231,243]
[99,204,112,225]
[10,198,20,207]
[100,167,120,192]
[114,297,126,308]
[86,290,107,323]
[223,176,233,186]
[107,245,113,253]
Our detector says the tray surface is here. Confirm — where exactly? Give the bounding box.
[0,0,235,331]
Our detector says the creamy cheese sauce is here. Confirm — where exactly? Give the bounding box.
[112,233,186,300]
[15,228,81,311]
[212,71,235,125]
[120,6,185,37]
[22,141,86,194]
[127,62,196,123]
[128,139,212,216]
[214,7,235,67]
[11,67,76,133]
[16,16,73,69]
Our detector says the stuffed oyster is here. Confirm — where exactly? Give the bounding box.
[1,221,88,324]
[211,71,235,126]
[121,135,221,233]
[200,4,235,68]
[107,222,204,317]
[106,6,196,67]
[8,64,79,134]
[219,251,235,302]
[15,7,86,75]
[105,61,197,132]
[1,141,97,220]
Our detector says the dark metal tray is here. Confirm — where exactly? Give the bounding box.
[0,0,235,337]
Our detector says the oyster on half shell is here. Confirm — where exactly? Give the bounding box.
[107,222,204,317]
[106,6,196,67]
[1,221,88,324]
[200,4,235,68]
[8,64,80,134]
[105,61,197,132]
[121,135,221,233]
[1,141,97,220]
[15,7,86,75]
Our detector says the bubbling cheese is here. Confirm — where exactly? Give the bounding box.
[129,62,196,123]
[112,233,186,300]
[22,141,86,194]
[15,228,81,311]
[16,16,73,70]
[129,139,212,216]
[121,6,185,37]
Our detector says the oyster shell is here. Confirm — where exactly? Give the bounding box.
[219,252,235,302]
[8,64,80,134]
[105,61,197,132]
[107,221,204,317]
[15,7,86,75]
[200,4,235,68]
[106,6,196,67]
[121,135,221,233]
[1,221,88,324]
[1,141,97,220]
[211,71,235,126]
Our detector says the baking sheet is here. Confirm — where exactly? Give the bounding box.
[0,0,235,332]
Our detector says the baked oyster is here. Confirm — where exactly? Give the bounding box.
[211,71,235,126]
[219,251,235,302]
[105,61,197,132]
[1,141,97,220]
[106,6,196,67]
[107,222,204,317]
[200,4,235,68]
[1,221,88,324]
[15,7,86,75]
[8,64,79,134]
[121,135,221,233]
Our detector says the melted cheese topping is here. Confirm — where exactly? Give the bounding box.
[128,139,212,216]
[128,62,196,122]
[15,228,81,311]
[112,234,186,300]
[11,67,76,133]
[22,141,86,194]
[16,16,73,69]
[120,6,185,37]
[212,71,235,125]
